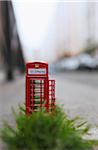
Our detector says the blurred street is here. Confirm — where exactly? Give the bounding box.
[55,71,98,125]
[0,1,98,149]
[0,72,25,127]
[0,71,98,127]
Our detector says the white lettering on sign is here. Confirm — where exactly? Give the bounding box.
[28,68,46,75]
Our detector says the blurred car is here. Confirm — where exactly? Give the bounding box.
[53,53,98,71]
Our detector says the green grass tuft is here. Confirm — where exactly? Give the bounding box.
[0,105,97,150]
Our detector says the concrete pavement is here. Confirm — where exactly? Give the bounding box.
[0,71,98,149]
[0,71,98,125]
[54,72,98,125]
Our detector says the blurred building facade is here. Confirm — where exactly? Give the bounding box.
[12,1,98,62]
[0,1,98,65]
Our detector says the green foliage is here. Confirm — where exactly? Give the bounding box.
[0,105,97,150]
[83,43,98,54]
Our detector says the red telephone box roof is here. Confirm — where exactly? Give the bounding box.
[26,62,48,77]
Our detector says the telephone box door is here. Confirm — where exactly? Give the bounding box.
[26,77,49,114]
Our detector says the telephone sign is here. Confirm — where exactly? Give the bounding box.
[26,62,55,114]
[28,68,46,75]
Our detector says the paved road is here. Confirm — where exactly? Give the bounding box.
[0,71,98,123]
[0,73,25,127]
[0,71,98,149]
[0,71,98,125]
[54,72,98,125]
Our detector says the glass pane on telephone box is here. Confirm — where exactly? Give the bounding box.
[30,79,45,111]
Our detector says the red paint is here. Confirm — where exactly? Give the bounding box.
[26,62,55,114]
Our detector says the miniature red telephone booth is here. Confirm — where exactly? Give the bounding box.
[26,62,55,114]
